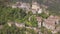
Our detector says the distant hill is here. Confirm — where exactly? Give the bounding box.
[37,0,60,16]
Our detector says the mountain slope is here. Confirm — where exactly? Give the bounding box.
[37,0,60,16]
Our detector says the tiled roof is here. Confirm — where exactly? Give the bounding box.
[44,15,59,26]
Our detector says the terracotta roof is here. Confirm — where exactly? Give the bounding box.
[44,19,56,25]
[44,15,59,26]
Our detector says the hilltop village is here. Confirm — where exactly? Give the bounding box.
[0,1,60,34]
[7,1,60,34]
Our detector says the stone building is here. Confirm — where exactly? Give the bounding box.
[36,16,42,28]
[43,15,59,33]
[32,2,42,14]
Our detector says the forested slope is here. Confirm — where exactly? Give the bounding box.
[37,0,60,16]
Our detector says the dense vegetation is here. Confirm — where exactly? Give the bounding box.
[25,15,38,27]
[26,28,37,34]
[0,6,27,25]
[0,5,38,34]
[40,26,52,34]
[0,24,26,34]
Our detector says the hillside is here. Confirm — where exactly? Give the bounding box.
[37,0,60,16]
[0,0,60,16]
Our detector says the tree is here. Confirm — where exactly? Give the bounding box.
[38,12,49,19]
